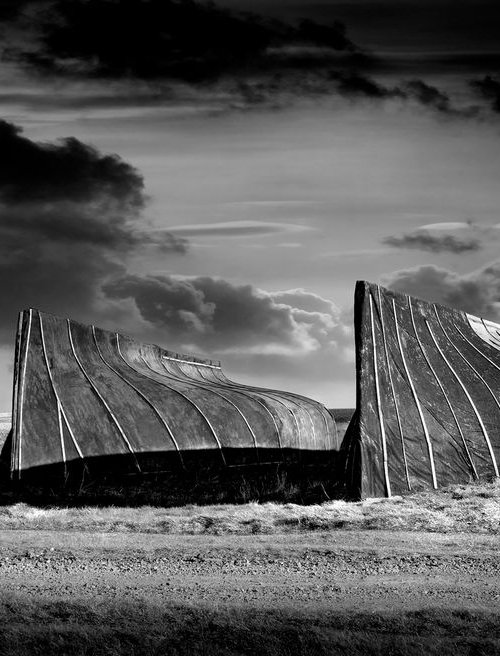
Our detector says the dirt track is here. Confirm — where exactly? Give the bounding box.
[1,529,499,609]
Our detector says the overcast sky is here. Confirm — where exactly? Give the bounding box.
[0,0,499,410]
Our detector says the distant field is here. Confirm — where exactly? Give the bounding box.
[330,407,354,440]
[330,408,354,423]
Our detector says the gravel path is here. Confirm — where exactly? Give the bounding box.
[1,529,499,612]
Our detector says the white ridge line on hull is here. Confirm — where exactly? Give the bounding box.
[192,361,315,451]
[16,309,32,479]
[115,335,226,465]
[427,316,498,477]
[196,363,314,452]
[212,363,330,446]
[91,327,185,469]
[408,300,477,480]
[195,365,283,451]
[161,354,221,369]
[433,308,499,478]
[393,298,438,489]
[11,311,24,479]
[467,314,500,350]
[162,359,261,456]
[39,313,66,474]
[139,352,226,463]
[481,319,500,348]
[369,292,392,497]
[376,286,411,491]
[39,314,85,467]
[67,320,141,473]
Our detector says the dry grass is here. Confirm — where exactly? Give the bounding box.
[1,479,499,535]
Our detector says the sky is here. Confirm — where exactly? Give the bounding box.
[0,0,499,410]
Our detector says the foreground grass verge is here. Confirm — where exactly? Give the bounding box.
[0,480,499,535]
[0,598,498,656]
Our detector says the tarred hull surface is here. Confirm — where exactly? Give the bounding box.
[9,309,338,481]
[343,281,500,498]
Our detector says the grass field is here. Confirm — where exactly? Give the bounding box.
[1,479,498,535]
[1,601,498,656]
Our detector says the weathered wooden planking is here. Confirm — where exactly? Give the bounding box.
[8,308,339,482]
[343,281,500,498]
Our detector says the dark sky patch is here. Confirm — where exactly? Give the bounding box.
[0,120,186,343]
[222,1,500,56]
[3,0,357,81]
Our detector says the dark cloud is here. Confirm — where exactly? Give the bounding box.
[0,120,186,342]
[0,119,144,206]
[402,79,480,118]
[329,73,480,118]
[103,274,348,355]
[0,2,490,119]
[331,71,403,99]
[382,262,500,320]
[471,75,500,113]
[404,79,452,112]
[383,229,481,254]
[3,0,357,81]
[219,69,483,120]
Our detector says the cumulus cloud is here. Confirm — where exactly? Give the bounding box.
[382,262,500,320]
[383,227,481,253]
[103,274,350,356]
[0,119,185,342]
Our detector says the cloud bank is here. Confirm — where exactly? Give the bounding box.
[383,226,481,253]
[103,275,349,356]
[382,262,500,320]
[0,0,490,119]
